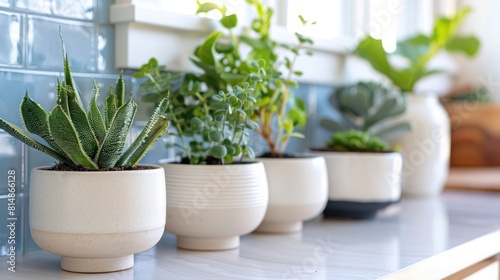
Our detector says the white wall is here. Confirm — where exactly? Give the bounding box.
[455,0,500,102]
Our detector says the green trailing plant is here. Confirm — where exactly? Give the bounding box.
[137,0,314,157]
[320,82,411,141]
[0,55,170,171]
[355,7,480,92]
[326,130,389,153]
[135,58,263,165]
[192,0,315,156]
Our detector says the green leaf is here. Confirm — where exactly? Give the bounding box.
[195,31,223,66]
[87,84,107,144]
[225,144,236,155]
[196,2,224,14]
[118,97,169,166]
[95,96,137,168]
[319,119,344,132]
[190,117,205,131]
[115,72,125,108]
[105,87,117,130]
[66,86,99,158]
[355,36,393,80]
[208,130,223,142]
[0,118,65,162]
[372,121,412,140]
[244,145,255,159]
[220,72,248,85]
[298,15,307,25]
[445,35,480,57]
[48,106,98,169]
[210,144,227,159]
[221,14,237,29]
[20,92,63,153]
[120,116,170,167]
[56,80,69,114]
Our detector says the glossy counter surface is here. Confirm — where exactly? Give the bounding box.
[1,190,500,279]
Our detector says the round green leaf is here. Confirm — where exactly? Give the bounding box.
[232,144,242,156]
[208,130,223,142]
[190,117,204,131]
[210,145,227,159]
[225,145,236,155]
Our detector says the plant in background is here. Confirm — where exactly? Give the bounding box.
[320,82,410,142]
[355,7,480,93]
[135,58,263,165]
[442,85,490,103]
[0,55,170,170]
[320,82,409,152]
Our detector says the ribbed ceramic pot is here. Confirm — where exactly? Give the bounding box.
[389,94,450,196]
[160,161,268,251]
[254,155,328,233]
[30,165,166,273]
[317,151,402,219]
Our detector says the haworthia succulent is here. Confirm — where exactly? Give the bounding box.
[116,98,169,166]
[87,83,107,144]
[48,106,98,169]
[95,96,137,168]
[0,118,65,162]
[0,43,171,170]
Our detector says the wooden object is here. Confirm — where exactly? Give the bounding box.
[444,103,500,167]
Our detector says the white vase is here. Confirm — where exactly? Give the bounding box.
[254,155,328,233]
[390,94,450,196]
[316,151,402,219]
[30,165,166,273]
[160,161,268,251]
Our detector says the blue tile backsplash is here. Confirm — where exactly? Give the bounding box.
[0,0,336,256]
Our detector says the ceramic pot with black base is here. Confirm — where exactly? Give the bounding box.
[313,151,402,219]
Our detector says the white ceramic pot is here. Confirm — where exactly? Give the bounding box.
[317,151,402,219]
[390,94,450,196]
[160,161,268,251]
[30,165,166,273]
[254,156,328,233]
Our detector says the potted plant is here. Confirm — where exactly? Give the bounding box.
[186,0,328,233]
[354,7,480,196]
[0,52,170,272]
[315,82,409,219]
[136,58,268,250]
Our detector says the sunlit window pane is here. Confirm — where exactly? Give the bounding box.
[159,0,243,20]
[287,0,344,40]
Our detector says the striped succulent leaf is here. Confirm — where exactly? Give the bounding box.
[87,83,107,144]
[105,86,118,130]
[117,98,169,166]
[20,92,64,155]
[95,95,137,168]
[0,119,65,162]
[48,106,98,170]
[65,85,99,159]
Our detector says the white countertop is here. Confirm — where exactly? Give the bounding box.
[1,190,500,280]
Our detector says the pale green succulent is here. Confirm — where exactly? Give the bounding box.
[320,82,411,141]
[0,55,170,170]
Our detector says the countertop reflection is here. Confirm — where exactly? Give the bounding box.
[1,190,500,279]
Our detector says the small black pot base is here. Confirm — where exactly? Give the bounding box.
[323,200,395,220]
